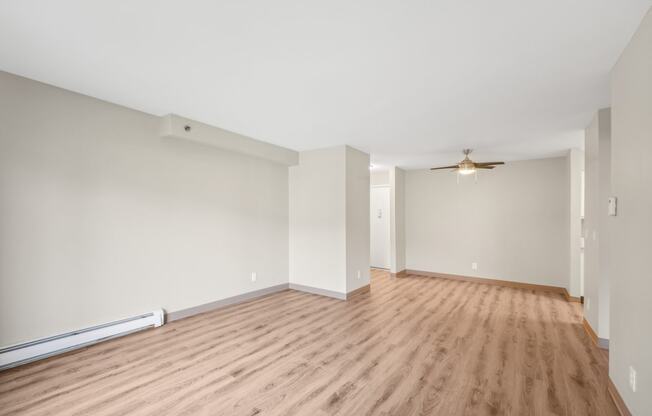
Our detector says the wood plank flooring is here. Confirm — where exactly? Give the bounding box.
[0,270,617,415]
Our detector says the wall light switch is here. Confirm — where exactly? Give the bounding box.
[630,366,637,392]
[608,197,617,216]
[251,272,257,282]
[357,270,361,279]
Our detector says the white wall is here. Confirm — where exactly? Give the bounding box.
[371,167,405,274]
[0,72,290,347]
[370,187,391,268]
[583,109,611,340]
[405,157,570,288]
[389,167,406,274]
[370,170,390,186]
[568,148,585,298]
[609,8,652,414]
[289,147,347,293]
[345,147,371,292]
[289,146,370,295]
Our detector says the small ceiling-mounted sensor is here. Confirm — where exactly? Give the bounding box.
[184,125,192,132]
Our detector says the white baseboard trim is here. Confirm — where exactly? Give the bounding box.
[167,283,290,322]
[288,283,347,300]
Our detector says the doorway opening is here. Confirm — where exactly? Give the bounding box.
[370,185,391,269]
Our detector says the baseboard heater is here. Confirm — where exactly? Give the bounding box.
[0,309,164,371]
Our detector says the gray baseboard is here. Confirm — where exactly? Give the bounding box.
[288,283,347,300]
[168,281,369,322]
[598,337,610,350]
[167,283,290,322]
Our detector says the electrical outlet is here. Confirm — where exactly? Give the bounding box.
[471,262,478,271]
[630,366,637,392]
[251,272,257,282]
[357,270,361,279]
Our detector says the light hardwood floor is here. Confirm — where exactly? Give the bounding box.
[0,270,617,415]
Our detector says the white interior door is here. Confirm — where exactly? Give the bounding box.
[370,186,391,269]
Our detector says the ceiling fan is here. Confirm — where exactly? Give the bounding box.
[430,149,504,175]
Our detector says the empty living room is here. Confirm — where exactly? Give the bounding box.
[1,1,651,415]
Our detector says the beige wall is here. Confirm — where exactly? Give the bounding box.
[289,147,347,293]
[583,109,611,340]
[370,171,390,186]
[289,146,370,295]
[567,148,584,298]
[345,147,371,292]
[405,157,570,288]
[389,167,406,273]
[371,167,407,274]
[609,8,652,413]
[0,72,290,347]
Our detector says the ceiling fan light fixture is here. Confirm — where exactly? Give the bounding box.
[458,168,476,175]
[429,149,504,179]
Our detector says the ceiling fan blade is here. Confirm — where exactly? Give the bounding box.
[475,161,505,166]
[476,166,495,169]
[429,165,459,170]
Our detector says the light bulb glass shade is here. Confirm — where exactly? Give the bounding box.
[458,168,476,175]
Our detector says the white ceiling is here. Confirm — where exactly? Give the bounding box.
[1,1,650,169]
